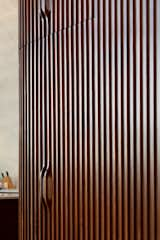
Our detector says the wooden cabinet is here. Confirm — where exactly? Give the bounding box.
[19,0,160,239]
[19,0,96,48]
[0,199,18,240]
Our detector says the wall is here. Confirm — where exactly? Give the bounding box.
[0,0,18,186]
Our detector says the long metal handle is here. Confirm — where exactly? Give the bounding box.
[43,169,52,204]
[40,0,52,207]
[40,168,52,206]
[39,3,52,239]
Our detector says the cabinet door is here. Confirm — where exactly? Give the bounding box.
[19,0,96,48]
[19,18,98,240]
[19,0,160,239]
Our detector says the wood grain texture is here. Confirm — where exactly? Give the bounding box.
[19,0,96,48]
[19,0,160,239]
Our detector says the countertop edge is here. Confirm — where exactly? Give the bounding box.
[0,190,19,200]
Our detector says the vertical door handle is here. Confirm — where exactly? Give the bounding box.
[41,168,53,206]
[41,0,51,16]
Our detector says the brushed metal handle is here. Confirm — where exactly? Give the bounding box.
[40,0,52,207]
[41,168,53,206]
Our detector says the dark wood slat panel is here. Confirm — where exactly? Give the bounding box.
[19,0,96,48]
[63,28,69,240]
[135,0,141,239]
[26,43,31,240]
[77,23,83,240]
[93,19,99,240]
[19,1,160,239]
[33,38,38,240]
[82,22,89,240]
[29,41,34,240]
[117,0,123,239]
[139,1,143,238]
[123,0,129,238]
[98,1,105,239]
[54,33,59,240]
[104,1,111,239]
[146,0,151,238]
[41,35,46,240]
[58,30,64,240]
[148,1,156,239]
[23,45,27,240]
[142,1,148,239]
[50,33,55,240]
[52,33,57,240]
[67,27,74,240]
[37,36,42,240]
[87,20,94,240]
[72,22,78,240]
[110,0,117,238]
[19,48,24,240]
[45,33,52,240]
[128,0,134,238]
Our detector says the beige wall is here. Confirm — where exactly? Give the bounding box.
[0,0,18,186]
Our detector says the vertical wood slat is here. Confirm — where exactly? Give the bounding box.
[77,23,83,240]
[110,0,116,238]
[157,1,160,239]
[135,0,141,239]
[19,48,24,240]
[93,19,99,240]
[142,1,148,239]
[33,37,38,240]
[26,43,30,240]
[98,1,105,240]
[146,0,151,238]
[72,23,78,240]
[123,0,129,239]
[63,28,69,240]
[105,1,111,239]
[148,1,155,239]
[58,29,64,240]
[82,21,88,240]
[54,33,59,240]
[67,27,73,240]
[19,1,160,239]
[49,33,55,240]
[117,0,122,239]
[87,19,94,240]
[37,36,42,240]
[46,33,52,240]
[29,41,34,240]
[41,35,46,240]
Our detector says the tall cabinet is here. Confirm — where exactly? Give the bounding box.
[19,0,160,239]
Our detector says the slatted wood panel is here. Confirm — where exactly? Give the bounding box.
[19,0,96,48]
[19,0,160,239]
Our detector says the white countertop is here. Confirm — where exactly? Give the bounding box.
[0,189,19,200]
